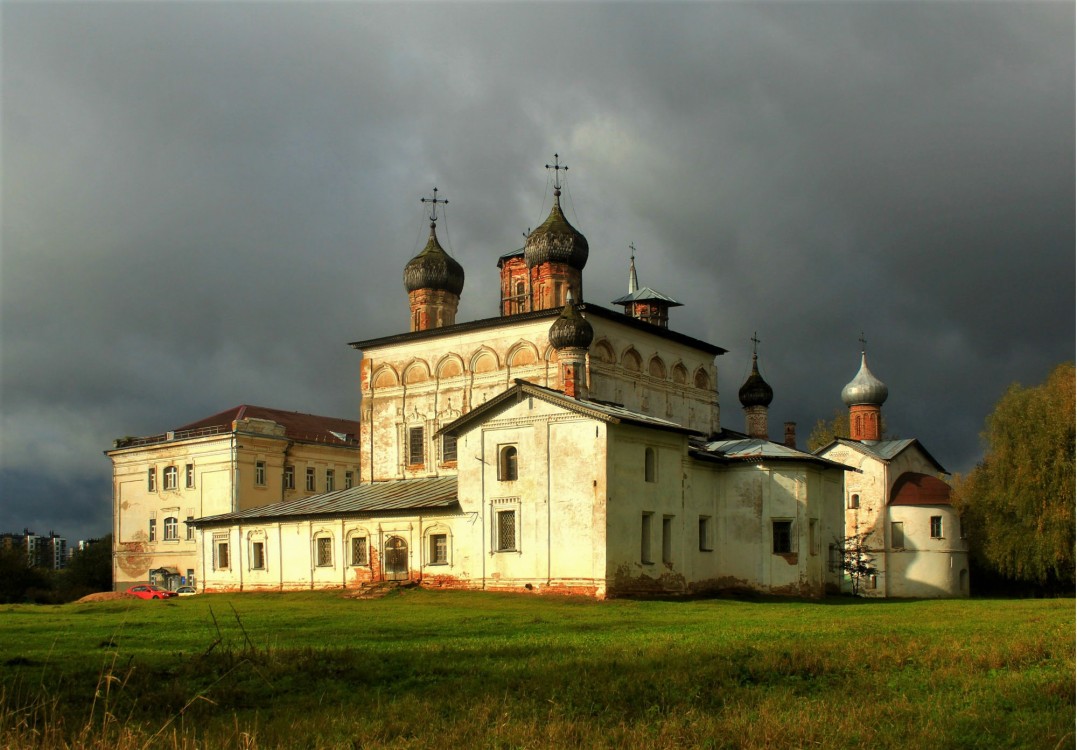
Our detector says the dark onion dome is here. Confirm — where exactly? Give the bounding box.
[738,356,774,408]
[523,190,589,270]
[842,352,889,406]
[548,296,594,350]
[403,223,465,295]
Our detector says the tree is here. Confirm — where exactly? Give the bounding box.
[836,531,878,596]
[60,534,113,599]
[952,362,1075,589]
[806,409,889,453]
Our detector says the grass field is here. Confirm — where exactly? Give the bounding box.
[0,590,1072,749]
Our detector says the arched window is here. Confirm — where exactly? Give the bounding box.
[163,517,179,541]
[848,494,860,509]
[499,445,518,481]
[644,448,657,483]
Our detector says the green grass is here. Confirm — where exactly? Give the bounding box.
[0,591,1072,749]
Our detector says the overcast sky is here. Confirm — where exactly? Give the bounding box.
[2,2,1073,544]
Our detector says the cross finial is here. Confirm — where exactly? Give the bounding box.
[859,331,867,354]
[751,332,760,358]
[545,153,568,191]
[629,242,636,261]
[522,227,531,238]
[420,187,448,224]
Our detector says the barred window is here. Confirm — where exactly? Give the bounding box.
[408,427,425,466]
[430,533,448,564]
[442,434,458,464]
[496,510,517,552]
[351,537,368,566]
[316,537,333,567]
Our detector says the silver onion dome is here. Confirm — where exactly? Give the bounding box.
[841,353,889,406]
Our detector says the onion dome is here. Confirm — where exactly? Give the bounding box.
[403,223,465,295]
[548,294,594,350]
[738,355,774,408]
[523,190,589,271]
[842,352,889,406]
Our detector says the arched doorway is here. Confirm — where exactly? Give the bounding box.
[384,536,409,582]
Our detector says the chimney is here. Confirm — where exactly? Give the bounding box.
[784,422,797,449]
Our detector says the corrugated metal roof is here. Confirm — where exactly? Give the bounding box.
[194,476,458,525]
[826,438,947,474]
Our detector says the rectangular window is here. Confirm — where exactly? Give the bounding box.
[698,516,712,551]
[662,516,673,564]
[185,514,194,541]
[442,434,458,464]
[772,520,793,554]
[185,464,195,489]
[326,469,335,492]
[809,519,818,555]
[216,541,230,570]
[344,471,354,490]
[496,510,517,552]
[148,515,157,542]
[251,541,266,570]
[828,543,841,573]
[641,512,653,563]
[430,533,448,564]
[186,568,195,587]
[351,536,368,566]
[164,466,178,490]
[891,521,905,549]
[645,448,656,483]
[317,537,333,567]
[930,516,943,539]
[306,468,316,491]
[255,461,266,487]
[408,426,425,466]
[148,468,157,491]
[284,465,295,490]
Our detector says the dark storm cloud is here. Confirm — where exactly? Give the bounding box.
[2,2,1072,542]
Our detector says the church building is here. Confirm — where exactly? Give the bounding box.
[192,158,852,598]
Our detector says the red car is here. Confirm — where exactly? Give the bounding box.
[126,584,177,600]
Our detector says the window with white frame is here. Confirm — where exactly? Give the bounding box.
[148,468,157,491]
[215,537,230,569]
[344,471,354,490]
[148,513,156,542]
[255,461,266,486]
[407,426,425,466]
[164,466,178,490]
[284,465,295,490]
[163,517,179,541]
[430,533,448,564]
[305,468,316,491]
[316,536,333,567]
[930,516,943,539]
[350,536,368,566]
[185,513,194,541]
[498,445,518,481]
[251,541,266,570]
[496,510,517,551]
[325,469,335,492]
[185,464,195,489]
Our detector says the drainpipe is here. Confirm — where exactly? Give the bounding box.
[309,519,314,590]
[547,419,553,586]
[480,429,487,590]
[238,523,244,592]
[278,524,283,592]
[341,517,346,589]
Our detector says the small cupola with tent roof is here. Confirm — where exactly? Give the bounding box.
[610,244,683,328]
[523,154,589,311]
[738,333,774,440]
[403,187,465,332]
[841,334,888,442]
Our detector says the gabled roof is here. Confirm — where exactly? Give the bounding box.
[889,472,952,506]
[817,437,947,474]
[349,303,726,356]
[176,405,360,446]
[610,287,683,306]
[691,436,854,470]
[438,380,701,438]
[193,476,458,526]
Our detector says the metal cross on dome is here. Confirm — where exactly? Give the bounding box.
[545,154,568,190]
[859,331,868,353]
[751,332,760,357]
[421,187,448,224]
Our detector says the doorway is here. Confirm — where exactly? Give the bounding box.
[384,536,409,581]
